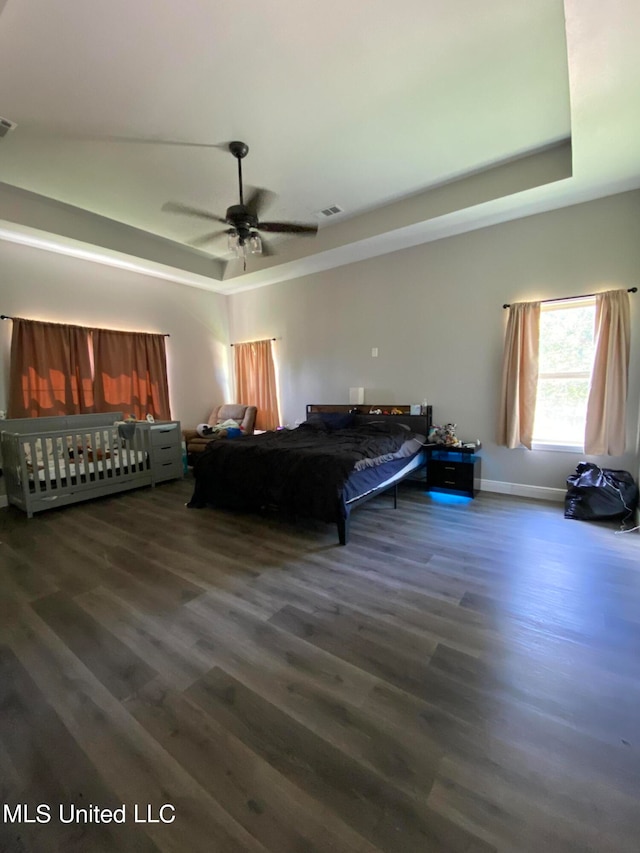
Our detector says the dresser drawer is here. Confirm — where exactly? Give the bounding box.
[152,444,182,483]
[427,455,480,496]
[148,421,183,483]
[429,460,473,488]
[150,422,180,446]
[152,442,181,463]
[153,458,183,483]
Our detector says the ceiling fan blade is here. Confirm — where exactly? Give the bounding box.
[188,230,228,247]
[243,187,277,219]
[258,221,318,235]
[87,135,223,148]
[22,127,230,149]
[162,201,227,224]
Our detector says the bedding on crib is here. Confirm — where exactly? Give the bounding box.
[22,428,146,485]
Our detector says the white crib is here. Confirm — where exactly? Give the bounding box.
[1,412,153,517]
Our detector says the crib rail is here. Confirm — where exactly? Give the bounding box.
[1,420,153,517]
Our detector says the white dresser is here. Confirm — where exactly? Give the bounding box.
[147,421,183,484]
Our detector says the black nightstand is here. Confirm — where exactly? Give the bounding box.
[426,446,481,498]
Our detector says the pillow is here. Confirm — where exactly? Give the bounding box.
[197,423,215,437]
[309,412,355,431]
[355,420,411,435]
[299,414,328,431]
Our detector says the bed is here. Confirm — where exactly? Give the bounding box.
[187,404,432,544]
[1,412,153,517]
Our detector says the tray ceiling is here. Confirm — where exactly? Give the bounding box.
[0,0,638,292]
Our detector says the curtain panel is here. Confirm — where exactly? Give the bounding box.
[234,339,279,431]
[8,319,94,418]
[8,318,171,420]
[93,329,171,421]
[497,301,540,449]
[584,289,630,455]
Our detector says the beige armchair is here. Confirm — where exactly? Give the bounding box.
[182,403,258,459]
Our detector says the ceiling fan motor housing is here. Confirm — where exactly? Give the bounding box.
[226,204,258,238]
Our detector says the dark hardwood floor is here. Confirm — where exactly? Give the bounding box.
[1,477,639,852]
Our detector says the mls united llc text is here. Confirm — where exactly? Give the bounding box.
[3,803,176,824]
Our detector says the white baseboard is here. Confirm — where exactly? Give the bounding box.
[480,479,565,502]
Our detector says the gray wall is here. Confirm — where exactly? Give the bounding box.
[0,240,229,428]
[228,190,640,491]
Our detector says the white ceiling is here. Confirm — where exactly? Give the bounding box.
[0,0,638,293]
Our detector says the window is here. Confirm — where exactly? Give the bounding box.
[8,318,171,420]
[499,289,629,454]
[532,297,595,450]
[234,339,280,431]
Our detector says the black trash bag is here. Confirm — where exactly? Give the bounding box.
[564,462,638,521]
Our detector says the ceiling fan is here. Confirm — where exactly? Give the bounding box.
[162,141,318,269]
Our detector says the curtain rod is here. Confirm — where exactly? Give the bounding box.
[0,315,170,336]
[230,337,276,346]
[503,287,637,309]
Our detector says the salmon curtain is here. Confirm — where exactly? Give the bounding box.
[234,339,279,431]
[584,289,630,455]
[497,301,540,449]
[93,329,171,420]
[8,318,94,418]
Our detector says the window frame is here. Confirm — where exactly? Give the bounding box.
[531,296,595,453]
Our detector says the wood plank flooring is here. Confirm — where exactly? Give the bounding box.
[1,478,639,852]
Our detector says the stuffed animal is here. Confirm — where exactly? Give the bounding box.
[428,423,461,447]
[442,423,461,446]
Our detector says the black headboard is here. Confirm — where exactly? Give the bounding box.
[305,404,432,437]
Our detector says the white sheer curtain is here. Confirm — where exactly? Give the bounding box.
[584,289,630,455]
[497,301,540,449]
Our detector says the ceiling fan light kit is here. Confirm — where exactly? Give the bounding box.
[228,229,262,257]
[162,140,318,270]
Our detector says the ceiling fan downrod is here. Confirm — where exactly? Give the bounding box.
[229,141,249,207]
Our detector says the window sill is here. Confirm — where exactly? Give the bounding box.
[531,441,584,453]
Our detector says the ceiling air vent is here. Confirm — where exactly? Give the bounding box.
[0,117,17,139]
[318,204,343,218]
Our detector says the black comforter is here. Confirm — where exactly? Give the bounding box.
[188,423,414,522]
